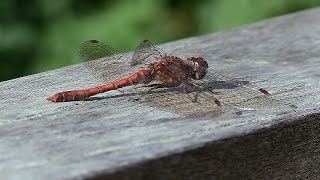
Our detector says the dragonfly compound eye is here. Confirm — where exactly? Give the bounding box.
[193,67,208,80]
[188,57,208,80]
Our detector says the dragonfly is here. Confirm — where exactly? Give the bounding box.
[47,39,274,116]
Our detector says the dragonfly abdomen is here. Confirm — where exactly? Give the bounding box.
[106,68,151,89]
[47,69,151,102]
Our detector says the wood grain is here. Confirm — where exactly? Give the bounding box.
[0,8,319,180]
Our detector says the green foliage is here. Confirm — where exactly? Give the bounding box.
[0,0,319,81]
[197,0,320,32]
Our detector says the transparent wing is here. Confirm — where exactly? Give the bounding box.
[131,39,166,67]
[134,86,223,119]
[135,68,295,118]
[197,69,269,102]
[79,40,122,61]
[79,40,132,84]
[196,69,296,115]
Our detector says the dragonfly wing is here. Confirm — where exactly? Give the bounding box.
[134,84,222,118]
[79,40,122,61]
[131,40,166,67]
[79,40,132,84]
[198,69,296,115]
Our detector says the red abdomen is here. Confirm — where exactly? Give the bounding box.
[47,69,150,102]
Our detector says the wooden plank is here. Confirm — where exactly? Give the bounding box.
[0,8,320,179]
[96,113,320,180]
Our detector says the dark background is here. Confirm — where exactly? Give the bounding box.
[1,0,319,82]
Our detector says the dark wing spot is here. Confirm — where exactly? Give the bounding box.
[258,88,270,95]
[89,40,99,43]
[214,99,222,106]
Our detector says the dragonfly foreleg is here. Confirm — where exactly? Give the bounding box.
[184,82,222,106]
[131,84,168,101]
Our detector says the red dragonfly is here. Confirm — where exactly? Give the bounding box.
[47,39,272,115]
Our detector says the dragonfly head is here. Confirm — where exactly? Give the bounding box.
[187,57,208,80]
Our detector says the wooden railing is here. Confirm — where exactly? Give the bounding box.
[0,8,319,180]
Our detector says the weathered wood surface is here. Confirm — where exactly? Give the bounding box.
[0,8,320,180]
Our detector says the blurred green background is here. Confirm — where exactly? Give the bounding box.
[1,0,319,82]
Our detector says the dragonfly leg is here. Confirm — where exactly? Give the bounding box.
[185,83,222,106]
[131,82,181,101]
[132,84,167,101]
